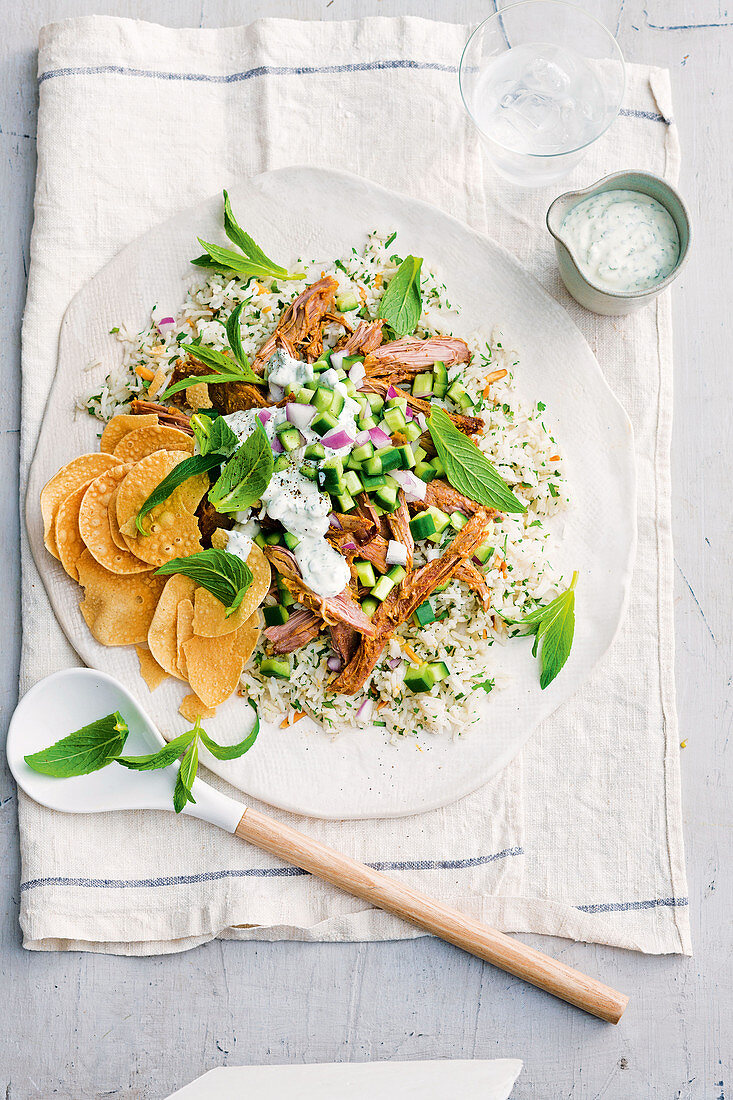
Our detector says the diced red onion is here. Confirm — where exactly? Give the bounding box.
[386,384,400,400]
[271,436,284,454]
[405,406,415,420]
[268,383,285,402]
[387,657,402,670]
[349,362,366,388]
[328,513,342,529]
[329,349,346,371]
[390,469,427,501]
[354,429,370,447]
[417,413,428,432]
[326,655,342,672]
[257,408,273,425]
[286,402,316,429]
[386,540,408,567]
[342,540,357,551]
[369,426,392,448]
[356,698,372,721]
[321,427,355,450]
[157,316,175,329]
[472,555,482,567]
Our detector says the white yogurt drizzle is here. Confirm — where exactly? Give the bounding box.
[223,349,356,599]
[560,189,680,293]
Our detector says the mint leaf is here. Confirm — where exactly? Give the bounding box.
[117,729,197,771]
[199,701,259,760]
[177,342,261,385]
[193,238,305,284]
[135,452,224,536]
[191,412,238,459]
[379,255,423,336]
[156,548,253,616]
[505,571,577,690]
[160,370,259,402]
[428,407,525,514]
[209,419,274,514]
[225,301,250,371]
[24,712,128,777]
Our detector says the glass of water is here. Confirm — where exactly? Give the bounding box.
[459,1,625,187]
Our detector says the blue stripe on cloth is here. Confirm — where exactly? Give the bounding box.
[19,846,524,891]
[575,896,688,914]
[35,60,671,123]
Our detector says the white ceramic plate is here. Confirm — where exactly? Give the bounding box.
[26,167,636,820]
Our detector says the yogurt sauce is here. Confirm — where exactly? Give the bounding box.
[223,357,356,599]
[560,189,680,293]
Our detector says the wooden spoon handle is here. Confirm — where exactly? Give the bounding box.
[235,807,628,1023]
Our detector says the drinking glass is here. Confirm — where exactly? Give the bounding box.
[459,1,626,187]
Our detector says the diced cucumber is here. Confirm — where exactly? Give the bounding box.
[411,444,428,464]
[430,456,446,477]
[354,559,377,588]
[277,427,304,452]
[343,379,358,398]
[425,506,450,541]
[366,393,385,415]
[336,290,360,312]
[433,361,448,397]
[412,372,433,398]
[447,380,467,404]
[357,415,377,431]
[260,657,291,681]
[263,604,290,627]
[312,386,335,412]
[385,395,408,414]
[361,473,387,491]
[343,354,364,368]
[404,663,436,693]
[312,358,331,373]
[311,410,340,436]
[283,532,300,551]
[351,441,374,464]
[402,420,423,442]
[474,538,495,564]
[386,564,406,584]
[265,531,282,545]
[395,444,416,469]
[343,470,363,496]
[428,660,450,682]
[414,460,437,483]
[375,446,402,472]
[374,484,398,512]
[412,600,436,627]
[302,379,318,391]
[449,511,468,530]
[295,387,315,404]
[304,442,325,461]
[383,406,407,434]
[329,390,346,416]
[371,575,395,601]
[254,533,267,549]
[409,512,436,540]
[277,580,296,607]
[361,596,378,618]
[334,491,356,512]
[273,455,290,473]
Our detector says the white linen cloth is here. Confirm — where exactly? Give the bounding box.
[19,15,690,955]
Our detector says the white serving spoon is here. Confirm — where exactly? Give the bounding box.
[7,668,628,1023]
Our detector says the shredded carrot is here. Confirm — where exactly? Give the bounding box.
[399,640,420,663]
[482,368,508,395]
[375,272,383,288]
[482,628,488,639]
[292,711,307,724]
[358,286,367,304]
[549,454,560,462]
[501,561,508,577]
[377,699,389,711]
[279,717,289,728]
[261,305,271,314]
[135,365,155,381]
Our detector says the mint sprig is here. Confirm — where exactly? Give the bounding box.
[378,254,423,336]
[505,572,578,689]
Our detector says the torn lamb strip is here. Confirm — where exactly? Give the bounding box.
[337,319,386,356]
[265,546,377,636]
[329,621,361,665]
[360,378,483,436]
[167,359,270,414]
[330,509,493,695]
[454,560,492,611]
[408,478,490,518]
[264,608,322,655]
[355,494,391,541]
[130,400,193,434]
[363,336,471,380]
[253,276,338,373]
[386,490,414,568]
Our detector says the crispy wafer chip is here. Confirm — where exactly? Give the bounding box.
[113,425,195,463]
[192,544,271,637]
[175,598,194,680]
[184,382,213,410]
[179,693,217,722]
[41,453,120,559]
[210,528,229,551]
[77,550,165,646]
[107,486,129,552]
[147,574,196,679]
[135,645,168,691]
[54,480,93,580]
[79,464,151,575]
[115,450,207,567]
[182,631,244,709]
[99,413,158,454]
[232,612,261,666]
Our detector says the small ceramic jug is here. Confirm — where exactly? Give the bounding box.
[546,170,692,316]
